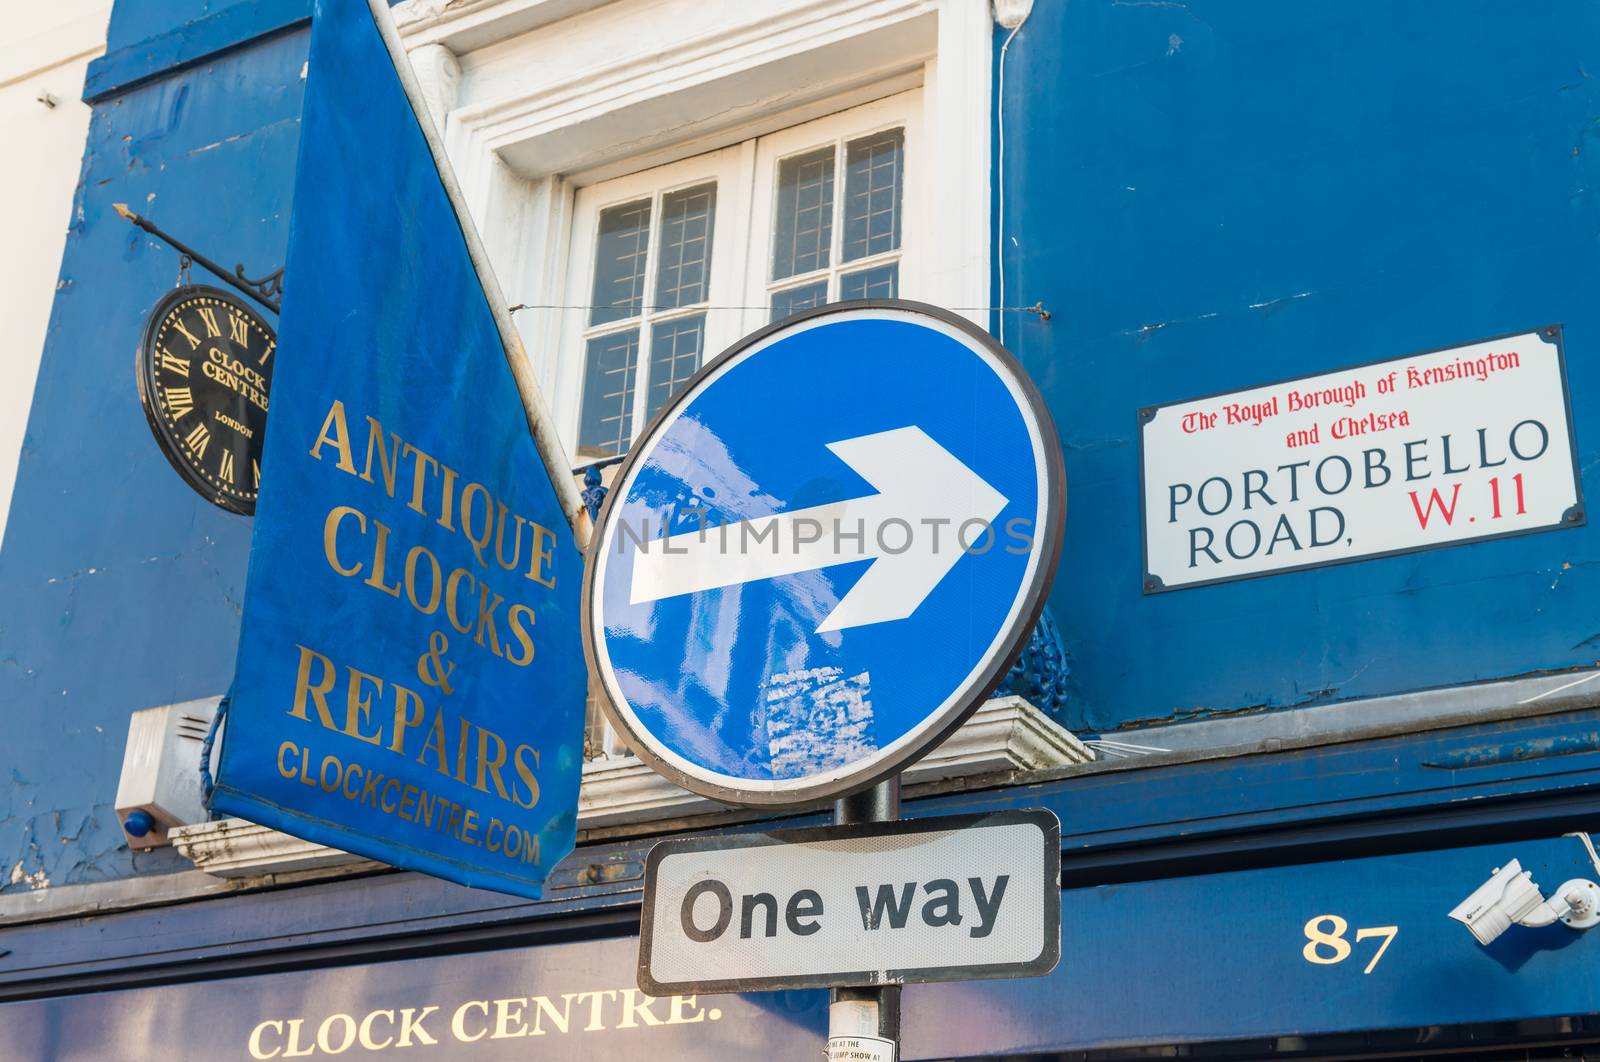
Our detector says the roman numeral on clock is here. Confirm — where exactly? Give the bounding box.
[165,387,193,420]
[184,422,210,461]
[197,307,222,338]
[170,318,201,349]
[160,349,190,377]
[229,312,250,347]
[218,449,236,485]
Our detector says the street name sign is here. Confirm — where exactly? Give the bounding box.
[1141,325,1582,591]
[582,301,1066,805]
[638,810,1061,994]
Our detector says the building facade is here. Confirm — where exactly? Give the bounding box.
[3,0,1600,1058]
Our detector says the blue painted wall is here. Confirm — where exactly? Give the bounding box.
[6,0,1600,894]
[0,11,307,890]
[999,0,1600,731]
[106,1,271,47]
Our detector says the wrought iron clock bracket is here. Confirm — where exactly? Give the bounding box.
[112,203,283,315]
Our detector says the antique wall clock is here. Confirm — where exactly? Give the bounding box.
[136,285,276,515]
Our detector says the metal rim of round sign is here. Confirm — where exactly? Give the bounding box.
[580,299,1066,807]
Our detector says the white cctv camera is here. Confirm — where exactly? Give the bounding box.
[1448,858,1600,946]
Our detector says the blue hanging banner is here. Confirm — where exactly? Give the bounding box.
[212,0,589,899]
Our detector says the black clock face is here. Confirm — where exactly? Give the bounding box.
[137,285,276,515]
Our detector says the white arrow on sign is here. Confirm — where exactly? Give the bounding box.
[628,425,1007,633]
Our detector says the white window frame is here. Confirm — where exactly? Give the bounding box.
[398,0,993,450]
[564,144,749,457]
[559,90,925,454]
[746,90,924,335]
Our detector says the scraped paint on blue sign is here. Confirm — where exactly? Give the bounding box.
[584,304,1064,805]
[212,0,587,898]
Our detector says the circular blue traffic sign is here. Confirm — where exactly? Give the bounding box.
[582,301,1064,805]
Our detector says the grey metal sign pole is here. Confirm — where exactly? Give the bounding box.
[828,776,902,1060]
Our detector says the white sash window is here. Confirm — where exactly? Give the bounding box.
[565,91,923,459]
[565,147,743,458]
[753,95,921,324]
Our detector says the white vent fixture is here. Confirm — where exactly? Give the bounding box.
[114,698,219,849]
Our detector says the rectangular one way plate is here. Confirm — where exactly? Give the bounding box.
[638,809,1061,994]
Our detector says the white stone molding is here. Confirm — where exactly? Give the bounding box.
[394,0,615,54]
[171,820,386,879]
[578,696,1091,828]
[173,697,1090,878]
[407,42,462,132]
[450,0,939,183]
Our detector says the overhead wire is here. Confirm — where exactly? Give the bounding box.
[506,303,1049,316]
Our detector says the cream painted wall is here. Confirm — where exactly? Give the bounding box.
[0,2,112,549]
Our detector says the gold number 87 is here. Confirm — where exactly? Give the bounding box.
[1303,915,1398,973]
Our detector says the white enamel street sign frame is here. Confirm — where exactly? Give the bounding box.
[1140,325,1583,592]
[638,809,1062,994]
[581,301,1065,806]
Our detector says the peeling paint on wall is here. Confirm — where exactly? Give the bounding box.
[0,16,307,891]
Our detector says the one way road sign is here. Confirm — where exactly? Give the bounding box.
[638,809,1061,994]
[583,302,1066,807]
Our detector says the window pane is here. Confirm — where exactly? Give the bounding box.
[839,263,898,301]
[770,281,828,323]
[646,313,706,419]
[842,129,904,262]
[577,329,639,457]
[655,184,716,310]
[589,200,651,326]
[772,147,835,280]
